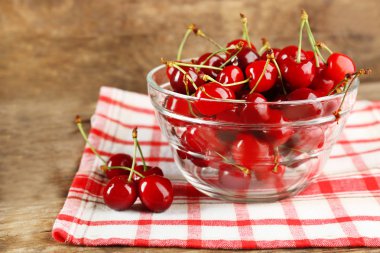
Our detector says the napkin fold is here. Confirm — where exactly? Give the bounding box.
[52,86,380,249]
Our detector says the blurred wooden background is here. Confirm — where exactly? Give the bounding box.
[0,0,379,102]
[1,1,380,252]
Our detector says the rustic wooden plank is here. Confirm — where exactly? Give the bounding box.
[0,0,379,251]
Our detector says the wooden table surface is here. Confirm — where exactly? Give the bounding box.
[1,0,380,251]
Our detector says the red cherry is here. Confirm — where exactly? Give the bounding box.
[246,60,278,93]
[285,126,325,153]
[196,53,224,78]
[309,66,335,97]
[325,53,356,83]
[181,126,227,167]
[169,66,205,94]
[232,47,260,70]
[215,107,242,123]
[105,153,133,179]
[164,96,193,126]
[240,92,270,123]
[138,175,174,213]
[259,109,294,147]
[166,66,175,79]
[260,48,280,60]
[218,164,251,190]
[103,175,138,211]
[193,82,235,116]
[284,88,322,120]
[277,46,315,89]
[227,39,257,52]
[132,165,164,181]
[232,133,273,170]
[216,65,245,92]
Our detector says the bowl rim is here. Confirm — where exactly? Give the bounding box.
[147,64,359,105]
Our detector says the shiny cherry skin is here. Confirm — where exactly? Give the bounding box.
[138,175,174,213]
[103,175,138,211]
[164,96,193,126]
[232,133,273,170]
[169,66,205,94]
[285,126,325,153]
[215,107,242,123]
[231,47,260,70]
[226,39,257,52]
[216,65,245,92]
[277,46,315,89]
[309,66,335,97]
[181,126,227,167]
[246,60,278,93]
[132,165,164,182]
[166,65,175,79]
[218,164,251,190]
[105,153,133,179]
[258,109,293,147]
[240,92,270,123]
[325,53,356,83]
[284,88,322,121]
[196,53,224,78]
[261,48,280,60]
[193,82,235,116]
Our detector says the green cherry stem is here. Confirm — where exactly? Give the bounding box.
[266,48,287,95]
[316,41,333,55]
[297,17,306,63]
[258,38,270,55]
[240,13,252,48]
[199,46,234,66]
[327,76,349,95]
[219,42,244,68]
[128,128,139,182]
[169,61,223,71]
[107,166,145,178]
[200,73,250,87]
[192,26,224,49]
[215,152,250,175]
[249,59,270,94]
[136,141,147,172]
[75,116,107,164]
[334,69,371,120]
[176,24,195,61]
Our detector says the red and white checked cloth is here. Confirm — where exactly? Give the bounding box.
[52,86,380,249]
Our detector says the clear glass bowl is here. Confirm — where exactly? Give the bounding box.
[147,64,359,202]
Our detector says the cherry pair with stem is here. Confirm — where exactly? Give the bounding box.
[75,116,173,213]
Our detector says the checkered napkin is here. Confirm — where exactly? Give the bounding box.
[52,86,380,249]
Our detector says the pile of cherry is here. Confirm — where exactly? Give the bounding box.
[161,11,370,184]
[75,116,173,212]
[164,11,369,116]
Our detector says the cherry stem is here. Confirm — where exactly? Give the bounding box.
[199,46,234,66]
[170,61,223,71]
[75,116,107,164]
[177,24,195,61]
[215,152,250,175]
[249,59,270,94]
[304,16,323,66]
[136,141,147,172]
[219,42,244,68]
[317,41,333,55]
[201,73,250,87]
[192,26,224,49]
[240,13,252,48]
[128,128,139,182]
[334,69,371,119]
[272,147,280,174]
[199,86,220,100]
[327,76,349,95]
[107,165,145,178]
[169,63,198,94]
[297,18,306,63]
[258,37,271,55]
[265,48,287,95]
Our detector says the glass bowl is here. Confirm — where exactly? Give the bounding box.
[147,64,359,202]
